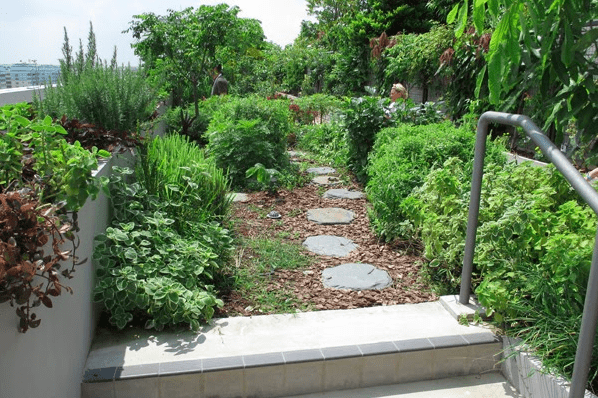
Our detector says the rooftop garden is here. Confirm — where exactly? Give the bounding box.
[1,0,598,393]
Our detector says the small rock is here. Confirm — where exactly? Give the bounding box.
[229,193,250,203]
[312,176,341,186]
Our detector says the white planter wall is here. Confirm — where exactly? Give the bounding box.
[0,153,134,398]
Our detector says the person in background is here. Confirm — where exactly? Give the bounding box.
[390,83,408,102]
[211,64,228,96]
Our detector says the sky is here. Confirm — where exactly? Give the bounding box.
[0,0,315,66]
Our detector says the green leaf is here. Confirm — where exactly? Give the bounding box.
[13,115,30,127]
[561,22,574,66]
[473,0,487,33]
[447,3,460,24]
[475,64,487,98]
[43,115,52,126]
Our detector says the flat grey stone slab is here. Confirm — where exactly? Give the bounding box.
[323,189,366,200]
[303,235,357,257]
[287,150,306,158]
[307,208,355,225]
[307,167,336,175]
[312,176,341,186]
[322,263,392,290]
[229,193,250,203]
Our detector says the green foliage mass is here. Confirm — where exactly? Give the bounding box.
[93,168,233,332]
[402,157,597,384]
[449,0,598,162]
[38,24,155,133]
[343,95,394,183]
[367,122,506,241]
[136,134,231,232]
[0,103,109,211]
[206,96,292,188]
[296,120,349,167]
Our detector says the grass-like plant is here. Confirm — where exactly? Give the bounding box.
[136,134,231,232]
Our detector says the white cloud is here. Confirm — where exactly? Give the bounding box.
[0,0,314,66]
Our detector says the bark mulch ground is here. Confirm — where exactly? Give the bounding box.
[217,157,437,317]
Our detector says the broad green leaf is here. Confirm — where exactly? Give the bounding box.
[447,3,460,24]
[13,115,30,127]
[473,0,487,33]
[43,115,52,126]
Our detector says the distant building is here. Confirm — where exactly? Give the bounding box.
[0,65,10,89]
[0,63,60,89]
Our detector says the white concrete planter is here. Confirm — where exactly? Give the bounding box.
[501,336,597,398]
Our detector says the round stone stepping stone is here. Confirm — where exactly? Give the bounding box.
[322,263,392,290]
[288,150,306,158]
[307,167,336,175]
[229,193,250,203]
[303,235,357,257]
[323,189,366,200]
[312,176,340,186]
[307,208,355,225]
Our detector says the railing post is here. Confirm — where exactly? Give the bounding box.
[459,114,489,304]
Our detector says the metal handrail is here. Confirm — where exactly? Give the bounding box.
[459,111,598,398]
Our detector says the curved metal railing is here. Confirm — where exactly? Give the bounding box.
[459,111,598,398]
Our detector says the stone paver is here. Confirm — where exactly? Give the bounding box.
[229,193,250,203]
[288,150,306,158]
[322,263,392,290]
[307,167,336,175]
[323,189,366,200]
[303,235,357,257]
[312,176,341,186]
[307,208,355,225]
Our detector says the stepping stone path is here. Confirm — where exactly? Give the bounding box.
[306,167,336,175]
[303,235,357,257]
[307,208,355,225]
[322,263,392,290]
[302,187,391,291]
[287,150,306,158]
[323,189,366,200]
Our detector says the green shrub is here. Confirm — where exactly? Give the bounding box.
[136,134,231,232]
[402,158,597,385]
[343,95,393,183]
[93,167,233,331]
[206,95,291,188]
[296,120,349,167]
[163,96,229,144]
[38,63,156,133]
[367,122,506,241]
[293,94,345,125]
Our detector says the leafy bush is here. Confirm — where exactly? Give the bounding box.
[93,168,233,331]
[37,24,156,133]
[162,96,229,144]
[206,95,291,188]
[402,158,597,385]
[136,134,231,232]
[293,94,345,125]
[39,63,156,133]
[343,95,394,183]
[0,103,109,332]
[367,122,506,241]
[296,120,349,167]
[389,99,447,126]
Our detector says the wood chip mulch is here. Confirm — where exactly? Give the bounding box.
[217,159,437,317]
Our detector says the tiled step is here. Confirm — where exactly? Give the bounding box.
[289,373,519,398]
[81,302,504,398]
